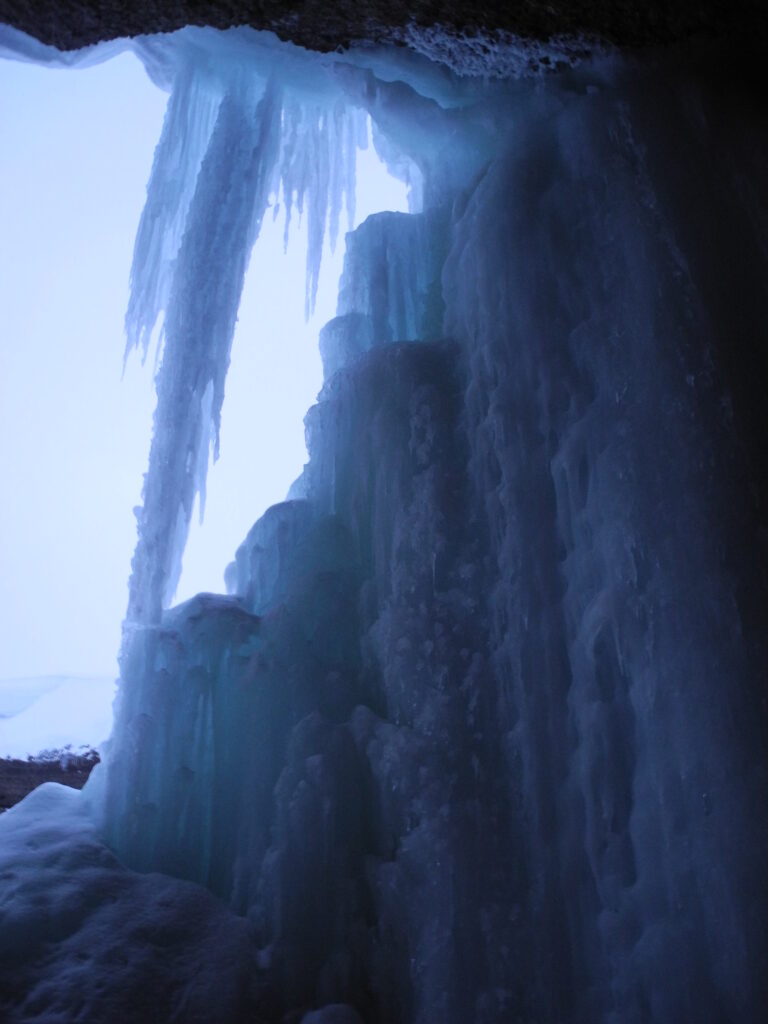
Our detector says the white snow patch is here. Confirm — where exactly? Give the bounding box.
[0,676,115,759]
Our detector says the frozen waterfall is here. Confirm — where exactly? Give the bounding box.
[0,22,767,1024]
[123,31,368,623]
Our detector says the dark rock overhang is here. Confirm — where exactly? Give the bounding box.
[0,0,765,57]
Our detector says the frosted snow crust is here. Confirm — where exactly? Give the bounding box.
[389,23,599,80]
[0,676,115,759]
[0,784,256,1023]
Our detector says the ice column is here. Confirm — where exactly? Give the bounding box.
[127,72,282,624]
[123,31,366,624]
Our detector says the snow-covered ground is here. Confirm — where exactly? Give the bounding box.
[0,676,116,760]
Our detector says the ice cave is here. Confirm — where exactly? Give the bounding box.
[0,4,767,1022]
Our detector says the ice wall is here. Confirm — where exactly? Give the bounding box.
[440,69,768,1020]
[1,25,767,1024]
[101,49,768,1023]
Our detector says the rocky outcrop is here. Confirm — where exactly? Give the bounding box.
[0,0,765,57]
[0,751,98,812]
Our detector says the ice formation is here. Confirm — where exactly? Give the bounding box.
[122,30,368,623]
[1,21,767,1024]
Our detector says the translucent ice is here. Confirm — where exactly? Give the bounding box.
[122,31,369,622]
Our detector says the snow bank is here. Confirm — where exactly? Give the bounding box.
[0,784,256,1023]
[0,677,115,760]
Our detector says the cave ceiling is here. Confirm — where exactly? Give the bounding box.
[0,0,764,58]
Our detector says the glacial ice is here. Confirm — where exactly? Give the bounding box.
[1,20,767,1024]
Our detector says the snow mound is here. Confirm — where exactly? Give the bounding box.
[0,784,256,1023]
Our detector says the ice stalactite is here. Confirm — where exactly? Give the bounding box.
[126,73,282,624]
[278,95,367,316]
[123,62,224,364]
[124,32,366,624]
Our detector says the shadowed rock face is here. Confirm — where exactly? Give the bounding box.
[0,0,764,55]
[0,753,98,812]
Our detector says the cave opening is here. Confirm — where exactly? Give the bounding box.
[0,17,766,1024]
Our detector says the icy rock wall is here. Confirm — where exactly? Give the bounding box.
[439,68,768,1022]
[104,333,487,1019]
[97,37,768,1024]
[335,207,449,344]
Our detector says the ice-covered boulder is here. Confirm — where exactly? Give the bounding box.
[0,784,256,1023]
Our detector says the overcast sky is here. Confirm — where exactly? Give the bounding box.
[0,47,406,681]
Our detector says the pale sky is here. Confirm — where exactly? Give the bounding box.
[0,46,407,681]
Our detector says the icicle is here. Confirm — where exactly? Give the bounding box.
[327,103,344,254]
[124,64,223,363]
[123,30,373,624]
[277,95,361,317]
[127,74,282,624]
[305,109,331,317]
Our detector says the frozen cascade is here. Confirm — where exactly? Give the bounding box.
[1,23,767,1024]
[123,61,224,364]
[124,29,368,623]
[127,73,282,623]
